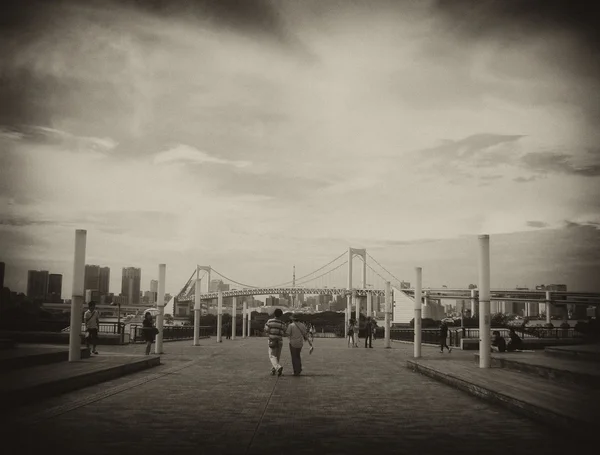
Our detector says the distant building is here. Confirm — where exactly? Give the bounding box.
[85,265,110,298]
[47,273,63,302]
[0,262,5,289]
[209,280,230,292]
[536,284,567,292]
[27,270,49,301]
[99,267,110,295]
[121,267,141,304]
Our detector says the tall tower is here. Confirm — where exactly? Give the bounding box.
[292,266,296,308]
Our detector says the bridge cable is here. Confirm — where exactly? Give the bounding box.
[294,260,349,287]
[366,253,404,285]
[265,250,347,287]
[176,268,199,299]
[210,268,262,289]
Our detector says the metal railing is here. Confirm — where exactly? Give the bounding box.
[457,327,582,341]
[129,324,211,343]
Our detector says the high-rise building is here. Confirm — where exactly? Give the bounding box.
[84,265,100,293]
[121,267,141,304]
[99,267,110,295]
[209,279,230,292]
[48,274,63,302]
[27,270,49,301]
[0,262,5,289]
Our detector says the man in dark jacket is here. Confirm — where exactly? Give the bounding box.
[364,317,374,348]
[439,321,452,353]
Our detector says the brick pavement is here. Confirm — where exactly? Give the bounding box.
[4,337,573,455]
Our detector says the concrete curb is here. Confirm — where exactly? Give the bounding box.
[544,346,600,362]
[1,356,161,409]
[406,359,593,435]
[474,353,600,389]
[1,347,90,371]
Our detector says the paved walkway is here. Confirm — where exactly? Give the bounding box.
[5,337,572,454]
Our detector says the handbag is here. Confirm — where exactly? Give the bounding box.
[153,327,159,335]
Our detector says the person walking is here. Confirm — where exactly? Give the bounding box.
[347,319,355,348]
[264,309,286,376]
[84,301,100,355]
[439,321,452,353]
[364,317,373,348]
[141,311,158,355]
[286,315,313,376]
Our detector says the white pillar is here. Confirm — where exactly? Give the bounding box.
[155,264,166,354]
[232,296,237,340]
[367,292,372,318]
[246,303,251,337]
[69,229,86,362]
[355,292,360,322]
[362,253,367,289]
[193,270,201,346]
[217,290,223,342]
[384,281,391,348]
[346,298,351,336]
[414,268,422,358]
[471,289,477,316]
[546,291,552,324]
[242,301,247,338]
[478,235,491,368]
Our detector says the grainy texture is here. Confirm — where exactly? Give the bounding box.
[3,338,574,455]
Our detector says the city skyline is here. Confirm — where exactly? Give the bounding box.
[1,1,599,294]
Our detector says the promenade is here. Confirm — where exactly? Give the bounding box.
[4,337,575,455]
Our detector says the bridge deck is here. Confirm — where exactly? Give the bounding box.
[5,338,574,455]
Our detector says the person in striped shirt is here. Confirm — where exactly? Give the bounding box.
[264,308,286,376]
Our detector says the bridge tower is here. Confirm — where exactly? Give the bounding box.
[347,248,366,337]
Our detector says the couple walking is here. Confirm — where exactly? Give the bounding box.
[264,309,313,376]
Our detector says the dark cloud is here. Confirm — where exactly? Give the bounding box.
[431,0,600,123]
[564,219,600,229]
[521,152,600,177]
[513,176,540,183]
[526,221,549,228]
[418,134,524,162]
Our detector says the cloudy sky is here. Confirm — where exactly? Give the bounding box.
[1,0,599,298]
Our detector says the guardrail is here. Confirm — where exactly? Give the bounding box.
[129,325,211,343]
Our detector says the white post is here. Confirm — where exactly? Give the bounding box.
[69,229,86,362]
[545,291,552,324]
[478,235,491,368]
[193,268,201,346]
[232,296,237,340]
[217,290,223,342]
[362,252,367,289]
[471,289,477,316]
[384,281,391,348]
[414,267,422,358]
[247,303,251,337]
[367,292,372,318]
[155,264,166,354]
[242,301,247,338]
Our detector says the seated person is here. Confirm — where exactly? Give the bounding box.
[507,328,523,352]
[491,330,506,353]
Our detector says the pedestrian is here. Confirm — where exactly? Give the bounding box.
[286,315,313,376]
[364,316,373,348]
[491,330,507,353]
[142,311,158,355]
[439,321,452,353]
[347,319,355,348]
[84,301,100,355]
[506,327,523,351]
[264,308,286,376]
[353,318,360,347]
[225,320,231,339]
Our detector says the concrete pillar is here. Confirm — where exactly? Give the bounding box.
[155,264,166,354]
[471,289,477,316]
[362,252,367,289]
[69,229,86,362]
[247,303,251,337]
[478,235,491,368]
[367,292,372,318]
[384,281,391,348]
[355,292,360,322]
[346,297,351,335]
[546,291,552,324]
[193,270,201,346]
[414,267,422,358]
[242,301,247,338]
[217,290,223,342]
[232,296,237,340]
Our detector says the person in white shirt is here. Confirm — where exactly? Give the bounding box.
[285,315,313,376]
[84,301,100,354]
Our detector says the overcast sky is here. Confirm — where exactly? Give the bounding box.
[1,0,599,297]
